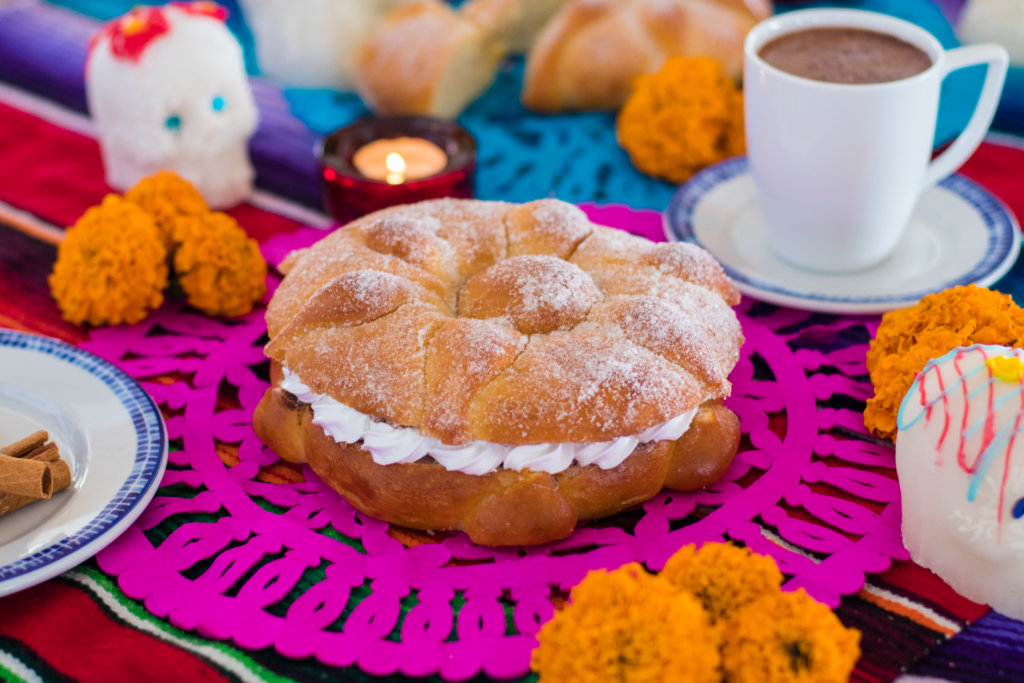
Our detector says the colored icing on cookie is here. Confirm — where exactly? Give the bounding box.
[896,344,1024,620]
[899,345,1024,515]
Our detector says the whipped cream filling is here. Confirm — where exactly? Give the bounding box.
[281,368,697,476]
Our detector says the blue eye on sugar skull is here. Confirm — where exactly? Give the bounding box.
[1013,498,1024,520]
[164,114,182,132]
[212,95,226,112]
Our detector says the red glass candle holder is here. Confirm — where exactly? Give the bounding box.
[318,116,476,225]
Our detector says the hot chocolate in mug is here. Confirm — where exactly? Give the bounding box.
[744,9,1008,273]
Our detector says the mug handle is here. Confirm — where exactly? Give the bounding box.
[922,43,1009,189]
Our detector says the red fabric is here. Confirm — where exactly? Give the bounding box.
[0,581,230,683]
[879,560,990,622]
[0,100,310,243]
[960,139,1024,226]
[0,102,113,229]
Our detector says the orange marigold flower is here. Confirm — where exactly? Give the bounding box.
[661,542,782,624]
[721,588,860,683]
[617,56,744,184]
[124,170,208,249]
[532,563,720,683]
[49,195,168,326]
[865,285,1024,439]
[172,212,266,317]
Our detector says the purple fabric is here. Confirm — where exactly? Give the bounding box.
[84,205,908,680]
[912,610,1024,682]
[933,0,966,24]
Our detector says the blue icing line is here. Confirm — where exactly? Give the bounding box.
[967,418,1024,502]
[897,345,1024,432]
[994,386,1024,412]
[961,378,1024,439]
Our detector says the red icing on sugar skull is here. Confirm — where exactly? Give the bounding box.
[93,7,170,63]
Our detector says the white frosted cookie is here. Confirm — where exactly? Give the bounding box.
[896,344,1024,619]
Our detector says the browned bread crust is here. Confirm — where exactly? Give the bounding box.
[253,384,740,546]
[353,0,508,118]
[265,198,742,446]
[521,0,773,111]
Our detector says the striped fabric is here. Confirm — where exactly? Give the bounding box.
[1,4,1024,680]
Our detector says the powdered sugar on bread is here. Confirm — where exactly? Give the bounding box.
[266,197,742,445]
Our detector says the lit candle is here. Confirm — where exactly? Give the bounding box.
[319,116,476,224]
[352,137,448,184]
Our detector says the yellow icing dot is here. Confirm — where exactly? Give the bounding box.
[986,355,1024,382]
[121,15,148,35]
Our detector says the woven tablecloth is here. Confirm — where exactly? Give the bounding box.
[1,1,1024,681]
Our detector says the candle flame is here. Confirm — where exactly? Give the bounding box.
[385,152,406,185]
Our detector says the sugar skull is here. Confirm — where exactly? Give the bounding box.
[896,344,1024,619]
[86,2,258,208]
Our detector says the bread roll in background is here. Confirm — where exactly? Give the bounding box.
[522,0,773,112]
[354,0,508,118]
[958,0,1024,65]
[462,0,570,53]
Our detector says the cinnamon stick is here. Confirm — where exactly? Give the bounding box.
[0,430,47,457]
[45,459,72,493]
[22,442,59,463]
[0,454,52,499]
[0,432,73,518]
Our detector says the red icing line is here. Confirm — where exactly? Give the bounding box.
[980,353,997,472]
[934,363,950,461]
[955,349,975,473]
[995,362,1024,535]
[996,414,1021,537]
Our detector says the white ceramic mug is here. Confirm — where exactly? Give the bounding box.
[744,9,1009,273]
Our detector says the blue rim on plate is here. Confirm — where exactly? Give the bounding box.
[0,330,166,588]
[664,156,1021,312]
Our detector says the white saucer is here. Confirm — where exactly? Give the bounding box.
[0,330,167,597]
[664,157,1021,314]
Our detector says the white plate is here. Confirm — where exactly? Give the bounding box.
[664,157,1021,314]
[0,330,166,597]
